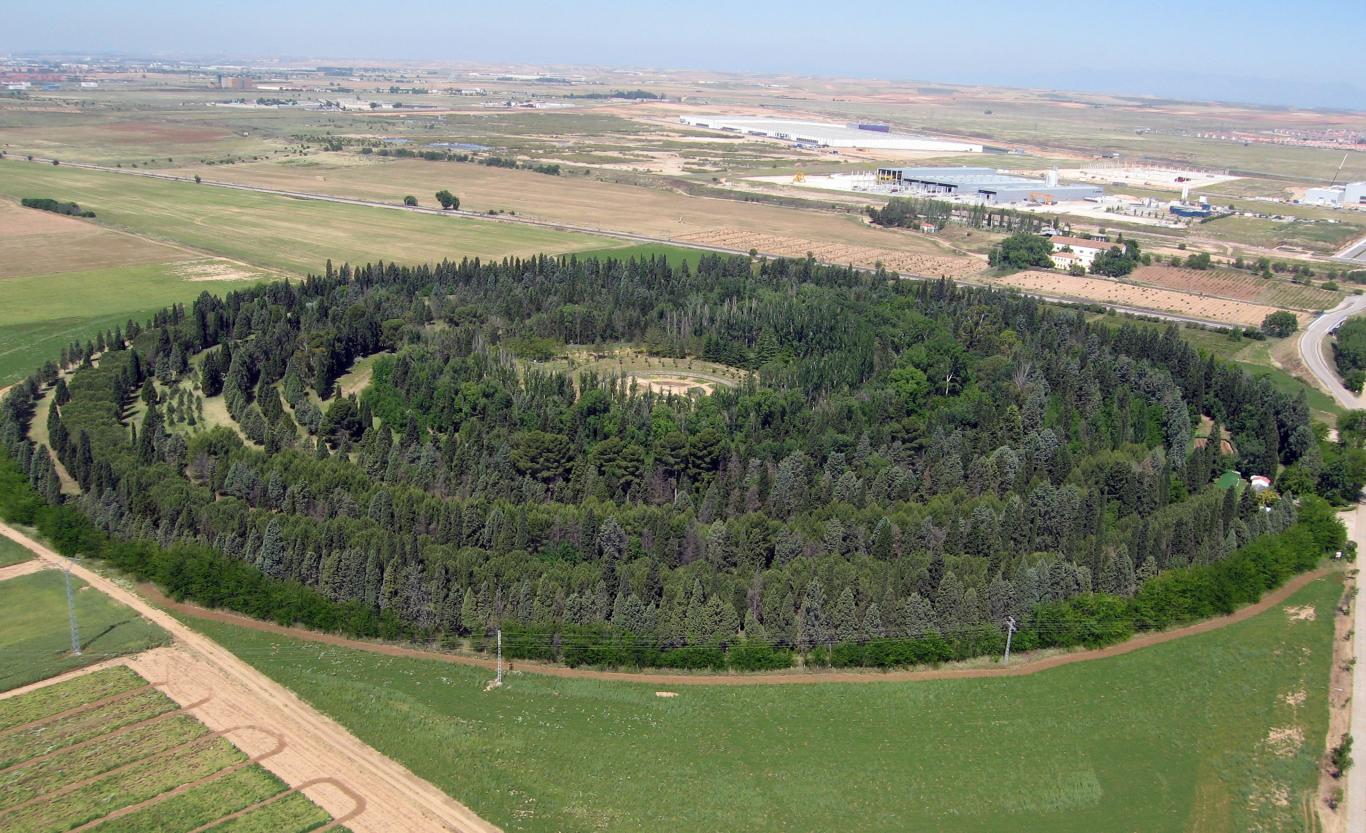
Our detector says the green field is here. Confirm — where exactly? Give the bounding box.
[0,261,268,386]
[185,574,1341,833]
[0,159,625,385]
[0,666,341,833]
[0,570,169,691]
[0,161,621,274]
[569,243,708,268]
[0,536,34,567]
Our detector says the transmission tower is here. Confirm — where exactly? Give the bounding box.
[63,559,82,656]
[1002,616,1017,665]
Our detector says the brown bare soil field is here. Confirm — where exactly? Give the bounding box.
[0,199,189,279]
[672,228,986,278]
[164,157,954,256]
[994,270,1296,327]
[1131,265,1341,311]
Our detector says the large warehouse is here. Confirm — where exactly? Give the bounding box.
[678,115,982,153]
[1305,182,1366,208]
[875,166,1104,204]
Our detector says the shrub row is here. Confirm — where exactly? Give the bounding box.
[21,197,94,218]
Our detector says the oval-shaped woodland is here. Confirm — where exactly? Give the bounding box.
[0,254,1348,670]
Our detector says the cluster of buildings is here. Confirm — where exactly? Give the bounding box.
[679,115,982,153]
[1304,182,1366,208]
[873,166,1104,205]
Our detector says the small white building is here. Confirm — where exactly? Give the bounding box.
[1049,236,1110,269]
[1249,475,1272,492]
[1051,251,1083,270]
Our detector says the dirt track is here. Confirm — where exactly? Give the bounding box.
[0,521,500,833]
[141,565,1335,687]
[0,559,47,582]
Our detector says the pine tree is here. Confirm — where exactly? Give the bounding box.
[796,579,829,651]
[832,586,859,642]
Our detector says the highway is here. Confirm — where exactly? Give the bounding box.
[1298,295,1366,410]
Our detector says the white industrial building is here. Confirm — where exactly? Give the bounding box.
[1305,182,1366,208]
[875,166,1104,204]
[678,115,982,153]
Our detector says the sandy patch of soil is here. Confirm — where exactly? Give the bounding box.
[1266,726,1305,757]
[174,259,262,282]
[1285,604,1318,622]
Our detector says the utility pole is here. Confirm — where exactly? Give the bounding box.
[1002,616,1016,665]
[64,559,82,657]
[495,627,503,687]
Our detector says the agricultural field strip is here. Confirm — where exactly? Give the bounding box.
[0,667,340,833]
[1,157,1257,329]
[0,520,500,833]
[0,715,215,808]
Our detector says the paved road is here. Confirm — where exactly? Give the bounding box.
[3,156,1243,331]
[1336,235,1366,264]
[1298,295,1366,410]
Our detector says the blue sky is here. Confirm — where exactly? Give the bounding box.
[7,0,1365,109]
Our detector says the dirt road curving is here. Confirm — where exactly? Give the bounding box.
[139,564,1335,687]
[1345,505,1366,833]
[0,520,500,833]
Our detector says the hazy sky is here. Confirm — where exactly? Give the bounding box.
[7,0,1365,109]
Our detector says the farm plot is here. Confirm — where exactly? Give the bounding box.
[671,229,986,278]
[0,536,34,568]
[1129,265,1342,311]
[0,199,188,279]
[0,570,169,692]
[0,666,345,833]
[993,270,1295,328]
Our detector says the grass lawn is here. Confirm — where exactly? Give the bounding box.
[0,537,34,568]
[185,574,1341,833]
[0,570,169,691]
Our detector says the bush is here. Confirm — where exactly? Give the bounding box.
[727,639,793,671]
[1261,310,1298,338]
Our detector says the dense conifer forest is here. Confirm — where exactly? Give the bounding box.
[0,253,1352,668]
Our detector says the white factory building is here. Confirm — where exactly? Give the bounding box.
[678,115,982,153]
[1305,182,1366,208]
